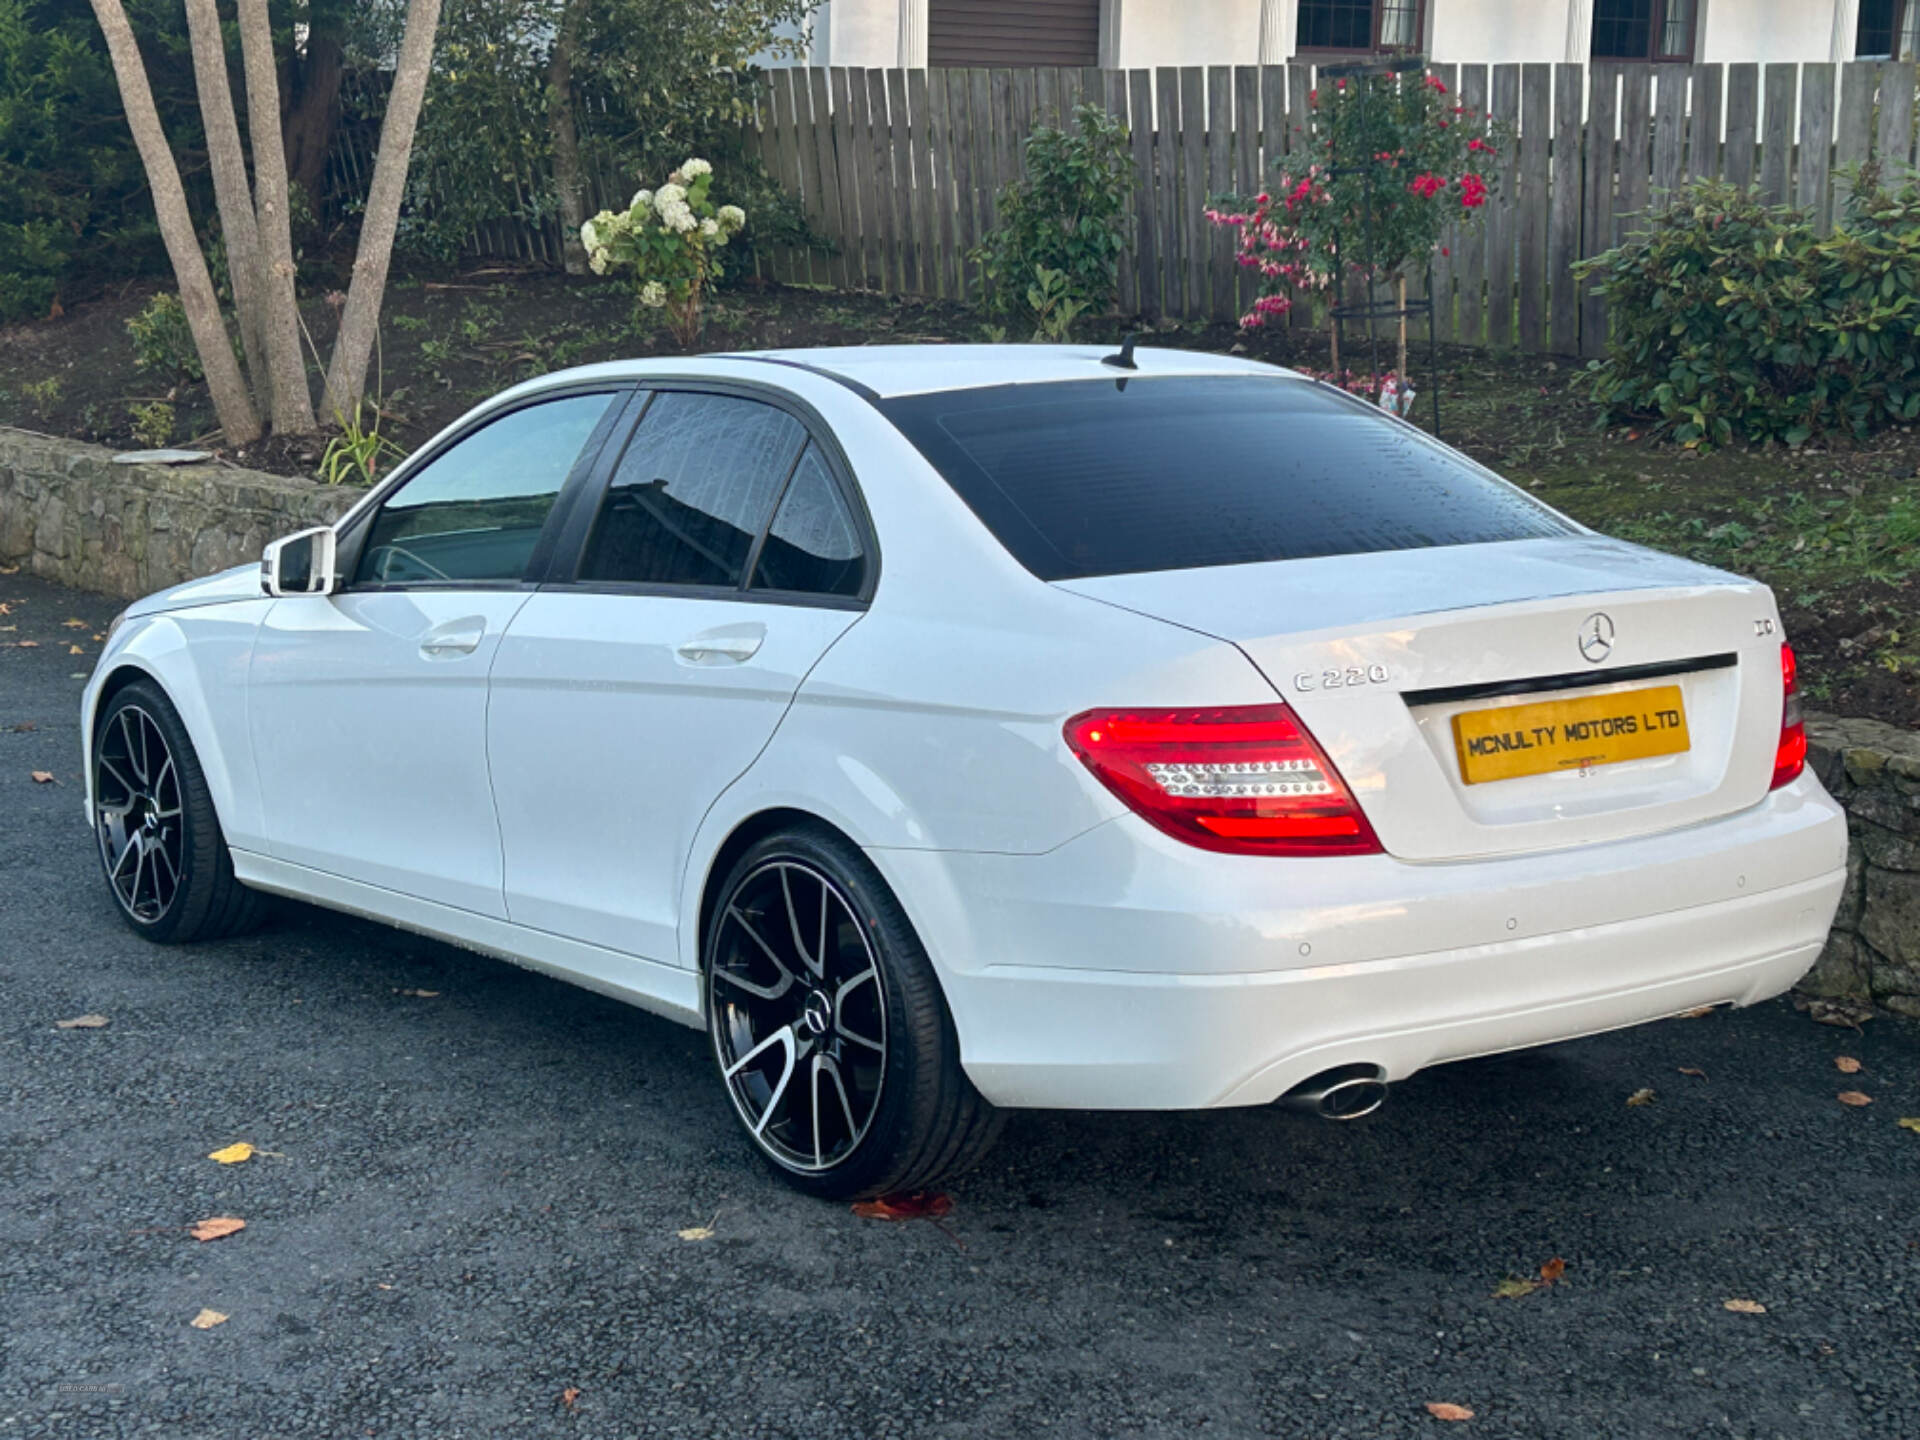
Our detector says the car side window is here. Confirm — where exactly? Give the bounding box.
[749,443,868,598]
[354,392,616,586]
[578,391,806,588]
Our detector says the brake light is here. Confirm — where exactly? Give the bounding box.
[1064,705,1382,856]
[1770,641,1805,790]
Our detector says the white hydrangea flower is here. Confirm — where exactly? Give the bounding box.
[580,218,602,251]
[587,248,608,275]
[716,204,745,231]
[639,280,667,307]
[699,217,719,239]
[682,158,712,178]
[629,188,653,213]
[653,183,687,216]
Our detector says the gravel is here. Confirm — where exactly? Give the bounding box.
[3,572,1917,1439]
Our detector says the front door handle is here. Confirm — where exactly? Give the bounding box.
[675,624,765,666]
[420,620,486,657]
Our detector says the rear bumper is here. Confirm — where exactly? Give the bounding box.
[869,776,1848,1110]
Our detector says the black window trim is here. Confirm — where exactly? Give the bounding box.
[330,381,638,596]
[539,376,880,611]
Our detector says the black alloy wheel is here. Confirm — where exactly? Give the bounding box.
[704,826,1004,1200]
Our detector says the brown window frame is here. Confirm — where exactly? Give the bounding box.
[1591,0,1699,65]
[1856,0,1920,60]
[1293,0,1428,57]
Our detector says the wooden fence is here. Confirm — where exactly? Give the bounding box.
[343,61,1920,357]
[745,60,1920,356]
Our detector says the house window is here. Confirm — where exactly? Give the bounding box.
[1857,0,1920,60]
[1295,0,1424,53]
[1591,0,1697,62]
[927,0,1100,67]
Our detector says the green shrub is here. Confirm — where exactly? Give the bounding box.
[127,399,173,447]
[1575,175,1920,449]
[973,102,1134,327]
[126,292,204,381]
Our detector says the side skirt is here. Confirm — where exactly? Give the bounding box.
[229,851,706,1029]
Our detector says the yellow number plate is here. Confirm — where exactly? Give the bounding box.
[1452,684,1690,785]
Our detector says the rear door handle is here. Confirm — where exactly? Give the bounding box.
[420,620,486,657]
[675,625,765,665]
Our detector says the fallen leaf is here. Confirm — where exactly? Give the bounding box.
[1801,998,1873,1029]
[207,1142,255,1164]
[1837,1091,1872,1107]
[9,722,35,732]
[1426,1401,1475,1421]
[188,1308,228,1329]
[62,618,87,629]
[55,1014,109,1029]
[30,770,55,784]
[1626,1087,1656,1107]
[189,1216,246,1242]
[1678,1066,1707,1079]
[1723,1298,1767,1314]
[1491,1276,1540,1299]
[1835,1056,1862,1074]
[677,1225,715,1242]
[393,987,440,998]
[68,644,83,655]
[851,1191,954,1221]
[1538,1257,1567,1285]
[1678,1005,1717,1019]
[16,639,37,648]
[1897,1117,1920,1134]
[561,1387,581,1410]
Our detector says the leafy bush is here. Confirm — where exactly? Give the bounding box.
[127,400,174,448]
[581,158,745,345]
[1575,175,1920,449]
[973,103,1134,327]
[126,292,204,381]
[1208,70,1501,327]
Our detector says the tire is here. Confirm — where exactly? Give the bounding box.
[92,679,270,944]
[704,825,1004,1200]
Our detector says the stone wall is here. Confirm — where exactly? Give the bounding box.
[1801,717,1920,1017]
[0,427,362,600]
[0,425,1916,1012]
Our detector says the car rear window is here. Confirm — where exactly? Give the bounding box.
[877,375,1574,580]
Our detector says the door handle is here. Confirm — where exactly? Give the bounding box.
[675,625,765,665]
[420,622,485,657]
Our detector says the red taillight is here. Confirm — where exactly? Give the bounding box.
[1064,705,1382,856]
[1770,641,1806,790]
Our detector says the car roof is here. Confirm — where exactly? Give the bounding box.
[507,344,1302,403]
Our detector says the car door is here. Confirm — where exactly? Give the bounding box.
[487,386,873,962]
[247,388,626,915]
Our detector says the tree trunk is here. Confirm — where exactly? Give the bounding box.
[88,0,260,446]
[547,0,590,276]
[325,0,442,419]
[181,0,268,410]
[282,5,347,205]
[236,0,318,434]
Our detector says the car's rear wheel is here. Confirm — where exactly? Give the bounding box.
[704,826,1003,1200]
[93,680,269,943]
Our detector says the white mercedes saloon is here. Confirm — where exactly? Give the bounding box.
[82,345,1848,1198]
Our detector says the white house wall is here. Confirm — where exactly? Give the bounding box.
[794,0,1867,69]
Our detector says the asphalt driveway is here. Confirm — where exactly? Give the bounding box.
[3,572,1917,1440]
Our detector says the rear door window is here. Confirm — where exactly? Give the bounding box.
[579,391,807,588]
[878,375,1574,580]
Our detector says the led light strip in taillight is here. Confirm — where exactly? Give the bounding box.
[1770,641,1806,791]
[1064,705,1382,856]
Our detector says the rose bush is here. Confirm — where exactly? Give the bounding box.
[582,157,745,345]
[1207,71,1502,330]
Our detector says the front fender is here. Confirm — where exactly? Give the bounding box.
[81,599,275,852]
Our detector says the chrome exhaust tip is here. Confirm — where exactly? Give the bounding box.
[1279,1064,1389,1121]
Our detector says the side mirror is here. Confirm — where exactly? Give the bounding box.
[260,527,338,597]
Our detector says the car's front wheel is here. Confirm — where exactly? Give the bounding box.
[92,679,268,943]
[704,826,1003,1200]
